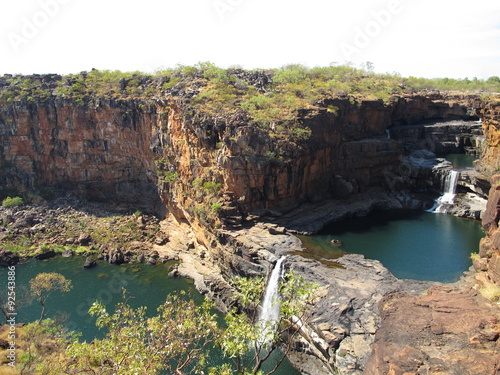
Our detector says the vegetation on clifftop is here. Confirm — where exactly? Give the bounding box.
[1,63,499,142]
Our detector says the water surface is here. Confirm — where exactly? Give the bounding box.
[444,153,477,169]
[0,256,299,374]
[300,210,483,282]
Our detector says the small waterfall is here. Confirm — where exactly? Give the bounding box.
[386,129,391,139]
[258,256,286,344]
[435,170,460,213]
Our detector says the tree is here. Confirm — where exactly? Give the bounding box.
[51,291,221,375]
[27,272,317,375]
[213,269,318,375]
[29,272,72,323]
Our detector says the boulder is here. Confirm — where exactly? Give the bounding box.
[0,249,20,267]
[0,338,9,349]
[83,257,97,269]
[77,233,92,245]
[268,225,286,235]
[34,250,56,260]
[61,249,74,258]
[109,249,125,265]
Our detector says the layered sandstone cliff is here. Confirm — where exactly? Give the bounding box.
[474,99,500,285]
[0,85,485,224]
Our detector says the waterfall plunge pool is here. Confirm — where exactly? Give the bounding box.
[299,209,484,282]
[0,256,300,375]
[443,153,477,169]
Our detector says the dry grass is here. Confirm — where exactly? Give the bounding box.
[0,366,19,375]
[479,285,500,303]
[0,325,29,375]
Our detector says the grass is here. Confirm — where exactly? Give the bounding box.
[479,285,500,303]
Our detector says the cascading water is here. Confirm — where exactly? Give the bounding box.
[258,256,286,345]
[435,170,460,213]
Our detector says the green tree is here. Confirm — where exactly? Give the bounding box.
[213,269,318,375]
[51,292,221,375]
[29,272,72,323]
[27,272,317,375]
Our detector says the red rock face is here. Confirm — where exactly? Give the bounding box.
[0,93,488,216]
[474,100,500,285]
[365,286,500,375]
[0,99,161,205]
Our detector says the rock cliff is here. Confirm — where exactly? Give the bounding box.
[2,72,500,374]
[0,86,486,223]
[471,99,500,285]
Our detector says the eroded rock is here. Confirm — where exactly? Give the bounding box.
[365,285,500,375]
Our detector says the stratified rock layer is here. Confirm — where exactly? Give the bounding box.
[473,100,500,284]
[365,285,500,375]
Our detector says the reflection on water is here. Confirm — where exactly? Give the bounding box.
[444,153,477,169]
[299,210,483,282]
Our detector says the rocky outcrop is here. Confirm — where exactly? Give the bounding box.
[390,119,483,155]
[472,99,500,284]
[475,99,500,177]
[365,285,500,375]
[0,249,19,266]
[390,119,489,219]
[286,254,434,375]
[477,175,500,284]
[0,98,163,209]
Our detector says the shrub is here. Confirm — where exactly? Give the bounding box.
[210,203,222,213]
[202,182,221,195]
[2,196,24,207]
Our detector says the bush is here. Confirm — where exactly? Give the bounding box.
[210,203,222,213]
[2,196,24,207]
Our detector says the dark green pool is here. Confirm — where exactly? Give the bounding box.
[300,210,483,282]
[444,153,477,169]
[0,256,299,374]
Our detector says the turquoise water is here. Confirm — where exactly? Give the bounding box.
[300,210,483,282]
[1,257,198,341]
[0,256,299,374]
[444,153,477,169]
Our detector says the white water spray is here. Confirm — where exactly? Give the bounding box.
[258,256,286,344]
[435,170,460,213]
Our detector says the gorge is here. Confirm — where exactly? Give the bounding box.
[1,67,500,374]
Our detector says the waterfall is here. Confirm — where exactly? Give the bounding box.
[435,170,460,213]
[258,256,286,344]
[386,129,391,139]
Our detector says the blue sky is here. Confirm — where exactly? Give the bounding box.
[1,0,499,78]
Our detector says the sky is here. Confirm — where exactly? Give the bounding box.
[0,0,499,79]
